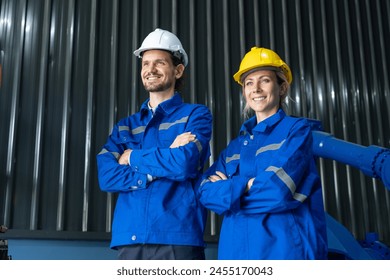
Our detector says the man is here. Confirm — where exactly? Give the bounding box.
[96,28,212,260]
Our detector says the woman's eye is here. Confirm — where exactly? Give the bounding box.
[260,79,268,84]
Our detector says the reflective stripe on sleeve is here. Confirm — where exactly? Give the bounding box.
[98,148,120,160]
[193,138,203,153]
[226,154,240,164]
[265,166,307,202]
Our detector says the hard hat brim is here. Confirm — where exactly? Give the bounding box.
[133,47,188,67]
[238,66,283,84]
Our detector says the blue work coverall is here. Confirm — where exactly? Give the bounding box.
[97,93,212,249]
[198,109,328,259]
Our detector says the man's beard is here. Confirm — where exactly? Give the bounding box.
[143,80,173,92]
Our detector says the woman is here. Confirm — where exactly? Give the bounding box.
[198,47,328,260]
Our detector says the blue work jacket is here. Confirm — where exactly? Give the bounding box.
[198,109,328,259]
[97,93,212,249]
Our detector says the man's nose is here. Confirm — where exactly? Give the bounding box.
[144,63,156,72]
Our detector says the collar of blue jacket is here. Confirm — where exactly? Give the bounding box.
[141,92,183,117]
[240,109,286,135]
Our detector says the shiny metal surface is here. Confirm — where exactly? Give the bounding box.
[0,0,389,245]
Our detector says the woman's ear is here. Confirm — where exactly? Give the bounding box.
[279,82,288,96]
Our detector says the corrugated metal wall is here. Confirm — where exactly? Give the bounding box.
[1,0,389,245]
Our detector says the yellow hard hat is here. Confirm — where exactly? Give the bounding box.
[233,47,292,85]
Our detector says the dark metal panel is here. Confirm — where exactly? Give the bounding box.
[378,0,390,227]
[81,0,97,232]
[57,0,75,231]
[342,0,367,238]
[94,0,119,233]
[332,0,357,236]
[222,0,232,143]
[205,0,217,237]
[1,0,389,246]
[354,0,383,237]
[31,0,51,230]
[318,0,342,222]
[106,0,119,233]
[2,0,27,228]
[188,0,196,103]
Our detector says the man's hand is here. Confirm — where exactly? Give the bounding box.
[118,149,132,165]
[170,132,196,148]
[208,171,228,182]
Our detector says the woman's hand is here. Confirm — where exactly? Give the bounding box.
[208,171,228,182]
[118,149,132,165]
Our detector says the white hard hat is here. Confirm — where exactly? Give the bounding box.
[133,28,188,67]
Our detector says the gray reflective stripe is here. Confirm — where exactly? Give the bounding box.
[98,148,120,160]
[118,116,188,135]
[256,140,285,156]
[132,126,146,135]
[266,166,296,192]
[159,116,188,130]
[200,178,210,187]
[98,148,109,155]
[193,138,203,153]
[118,125,146,135]
[118,126,129,132]
[293,192,307,202]
[226,154,240,164]
[266,166,305,202]
[191,139,203,171]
